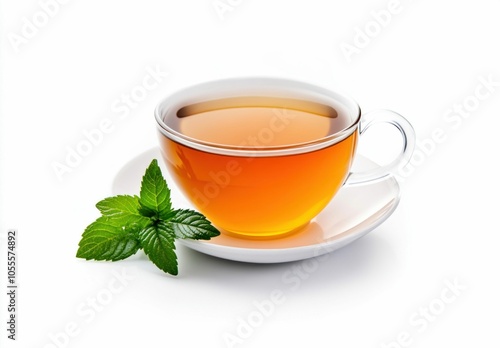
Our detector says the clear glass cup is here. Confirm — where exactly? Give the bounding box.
[155,77,415,239]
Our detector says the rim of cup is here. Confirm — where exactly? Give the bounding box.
[155,77,362,157]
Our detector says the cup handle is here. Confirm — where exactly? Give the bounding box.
[346,110,416,185]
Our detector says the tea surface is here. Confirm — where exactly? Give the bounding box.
[173,97,350,148]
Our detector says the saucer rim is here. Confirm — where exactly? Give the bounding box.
[112,147,401,264]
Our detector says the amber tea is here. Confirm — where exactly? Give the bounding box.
[159,97,357,238]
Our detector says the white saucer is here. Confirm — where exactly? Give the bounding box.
[112,148,401,263]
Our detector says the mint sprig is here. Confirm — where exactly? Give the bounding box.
[76,159,220,275]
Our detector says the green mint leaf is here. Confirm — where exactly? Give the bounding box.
[96,195,151,229]
[138,221,178,275]
[77,158,221,276]
[77,217,141,261]
[170,209,221,240]
[138,159,172,219]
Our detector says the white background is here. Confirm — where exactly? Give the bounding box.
[1,0,499,347]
